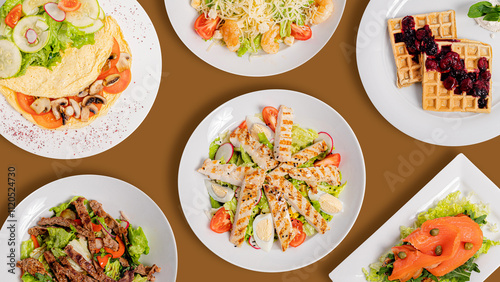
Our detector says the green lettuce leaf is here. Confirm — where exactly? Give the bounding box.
[105,259,122,280]
[318,182,346,198]
[45,227,75,249]
[20,239,34,260]
[291,125,318,154]
[128,226,150,264]
[49,196,81,217]
[133,274,149,282]
[21,273,54,282]
[209,137,220,160]
[0,0,21,20]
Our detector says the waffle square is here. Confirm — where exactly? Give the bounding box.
[422,40,492,113]
[388,10,457,88]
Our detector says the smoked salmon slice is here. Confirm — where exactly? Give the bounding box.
[388,245,444,282]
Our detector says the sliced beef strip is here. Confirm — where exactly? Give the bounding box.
[43,251,68,282]
[91,257,116,282]
[37,217,91,237]
[59,256,98,282]
[16,258,50,277]
[28,226,47,237]
[72,197,97,254]
[118,270,135,282]
[64,245,101,280]
[102,230,119,251]
[135,264,162,281]
[118,257,129,268]
[89,199,129,245]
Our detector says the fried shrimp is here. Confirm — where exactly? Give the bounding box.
[220,20,241,52]
[261,25,281,54]
[310,0,334,25]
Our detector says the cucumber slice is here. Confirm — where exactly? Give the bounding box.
[0,39,22,78]
[79,19,104,34]
[22,0,52,16]
[65,0,100,27]
[13,16,50,53]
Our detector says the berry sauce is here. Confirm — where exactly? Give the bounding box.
[394,16,438,63]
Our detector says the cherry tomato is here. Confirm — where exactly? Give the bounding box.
[290,23,312,41]
[97,254,111,268]
[210,208,232,233]
[290,219,306,247]
[102,68,131,94]
[5,4,22,29]
[194,13,220,40]
[262,106,278,132]
[58,0,82,12]
[314,153,341,167]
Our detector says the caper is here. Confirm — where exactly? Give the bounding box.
[398,252,407,259]
[464,242,473,250]
[435,245,443,256]
[430,228,440,236]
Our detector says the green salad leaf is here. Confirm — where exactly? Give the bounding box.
[20,238,34,260]
[291,125,318,154]
[46,227,75,249]
[21,273,54,282]
[49,196,81,217]
[133,274,149,282]
[128,226,150,264]
[105,259,122,280]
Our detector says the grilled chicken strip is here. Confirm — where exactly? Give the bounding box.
[267,174,330,234]
[230,127,279,171]
[263,184,295,251]
[273,105,294,162]
[289,140,328,165]
[288,165,341,193]
[197,159,256,186]
[229,169,266,247]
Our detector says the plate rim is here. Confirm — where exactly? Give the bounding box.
[177,89,367,272]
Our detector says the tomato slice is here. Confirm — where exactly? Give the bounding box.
[32,112,63,129]
[290,219,306,247]
[16,93,46,116]
[290,23,312,41]
[5,4,22,29]
[238,120,247,129]
[58,0,81,12]
[262,106,279,132]
[314,153,341,167]
[97,254,111,268]
[104,236,125,258]
[210,208,232,233]
[92,223,102,232]
[102,68,131,94]
[99,38,121,79]
[194,13,220,40]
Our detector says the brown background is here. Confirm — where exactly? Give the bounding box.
[1,0,499,281]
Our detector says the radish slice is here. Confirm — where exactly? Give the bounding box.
[215,143,234,162]
[44,3,66,22]
[120,220,129,229]
[248,236,260,249]
[315,132,334,154]
[25,29,37,44]
[255,189,262,205]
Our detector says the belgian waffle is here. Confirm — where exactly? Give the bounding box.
[388,10,457,88]
[421,40,492,113]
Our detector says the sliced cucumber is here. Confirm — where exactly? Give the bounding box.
[79,19,104,34]
[13,16,50,53]
[0,39,22,78]
[22,0,52,16]
[65,0,100,27]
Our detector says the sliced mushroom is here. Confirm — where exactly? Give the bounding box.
[51,98,68,107]
[77,88,89,98]
[69,99,81,119]
[116,52,131,72]
[89,80,104,95]
[87,104,99,115]
[65,106,75,117]
[30,97,51,114]
[103,74,121,87]
[101,60,112,73]
[80,106,90,122]
[82,94,107,106]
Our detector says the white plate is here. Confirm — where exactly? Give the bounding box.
[0,175,177,281]
[357,0,500,146]
[178,89,366,272]
[0,0,162,159]
[329,153,500,281]
[165,0,346,77]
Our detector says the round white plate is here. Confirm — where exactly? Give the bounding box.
[178,89,366,272]
[357,0,500,146]
[0,175,177,281]
[165,0,346,77]
[0,0,162,159]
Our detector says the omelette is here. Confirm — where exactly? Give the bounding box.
[0,14,132,130]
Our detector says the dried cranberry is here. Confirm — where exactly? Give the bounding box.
[443,76,458,90]
[426,59,438,70]
[446,51,460,61]
[451,59,464,70]
[460,78,473,92]
[477,57,488,71]
[478,98,487,109]
[402,16,415,31]
[440,57,453,71]
[416,29,427,40]
[481,71,491,81]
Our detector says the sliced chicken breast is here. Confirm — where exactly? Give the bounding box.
[230,127,279,171]
[288,165,341,193]
[289,140,329,165]
[273,105,294,162]
[229,169,267,247]
[197,159,256,186]
[263,184,294,251]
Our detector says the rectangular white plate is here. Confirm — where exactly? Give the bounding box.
[329,153,500,281]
